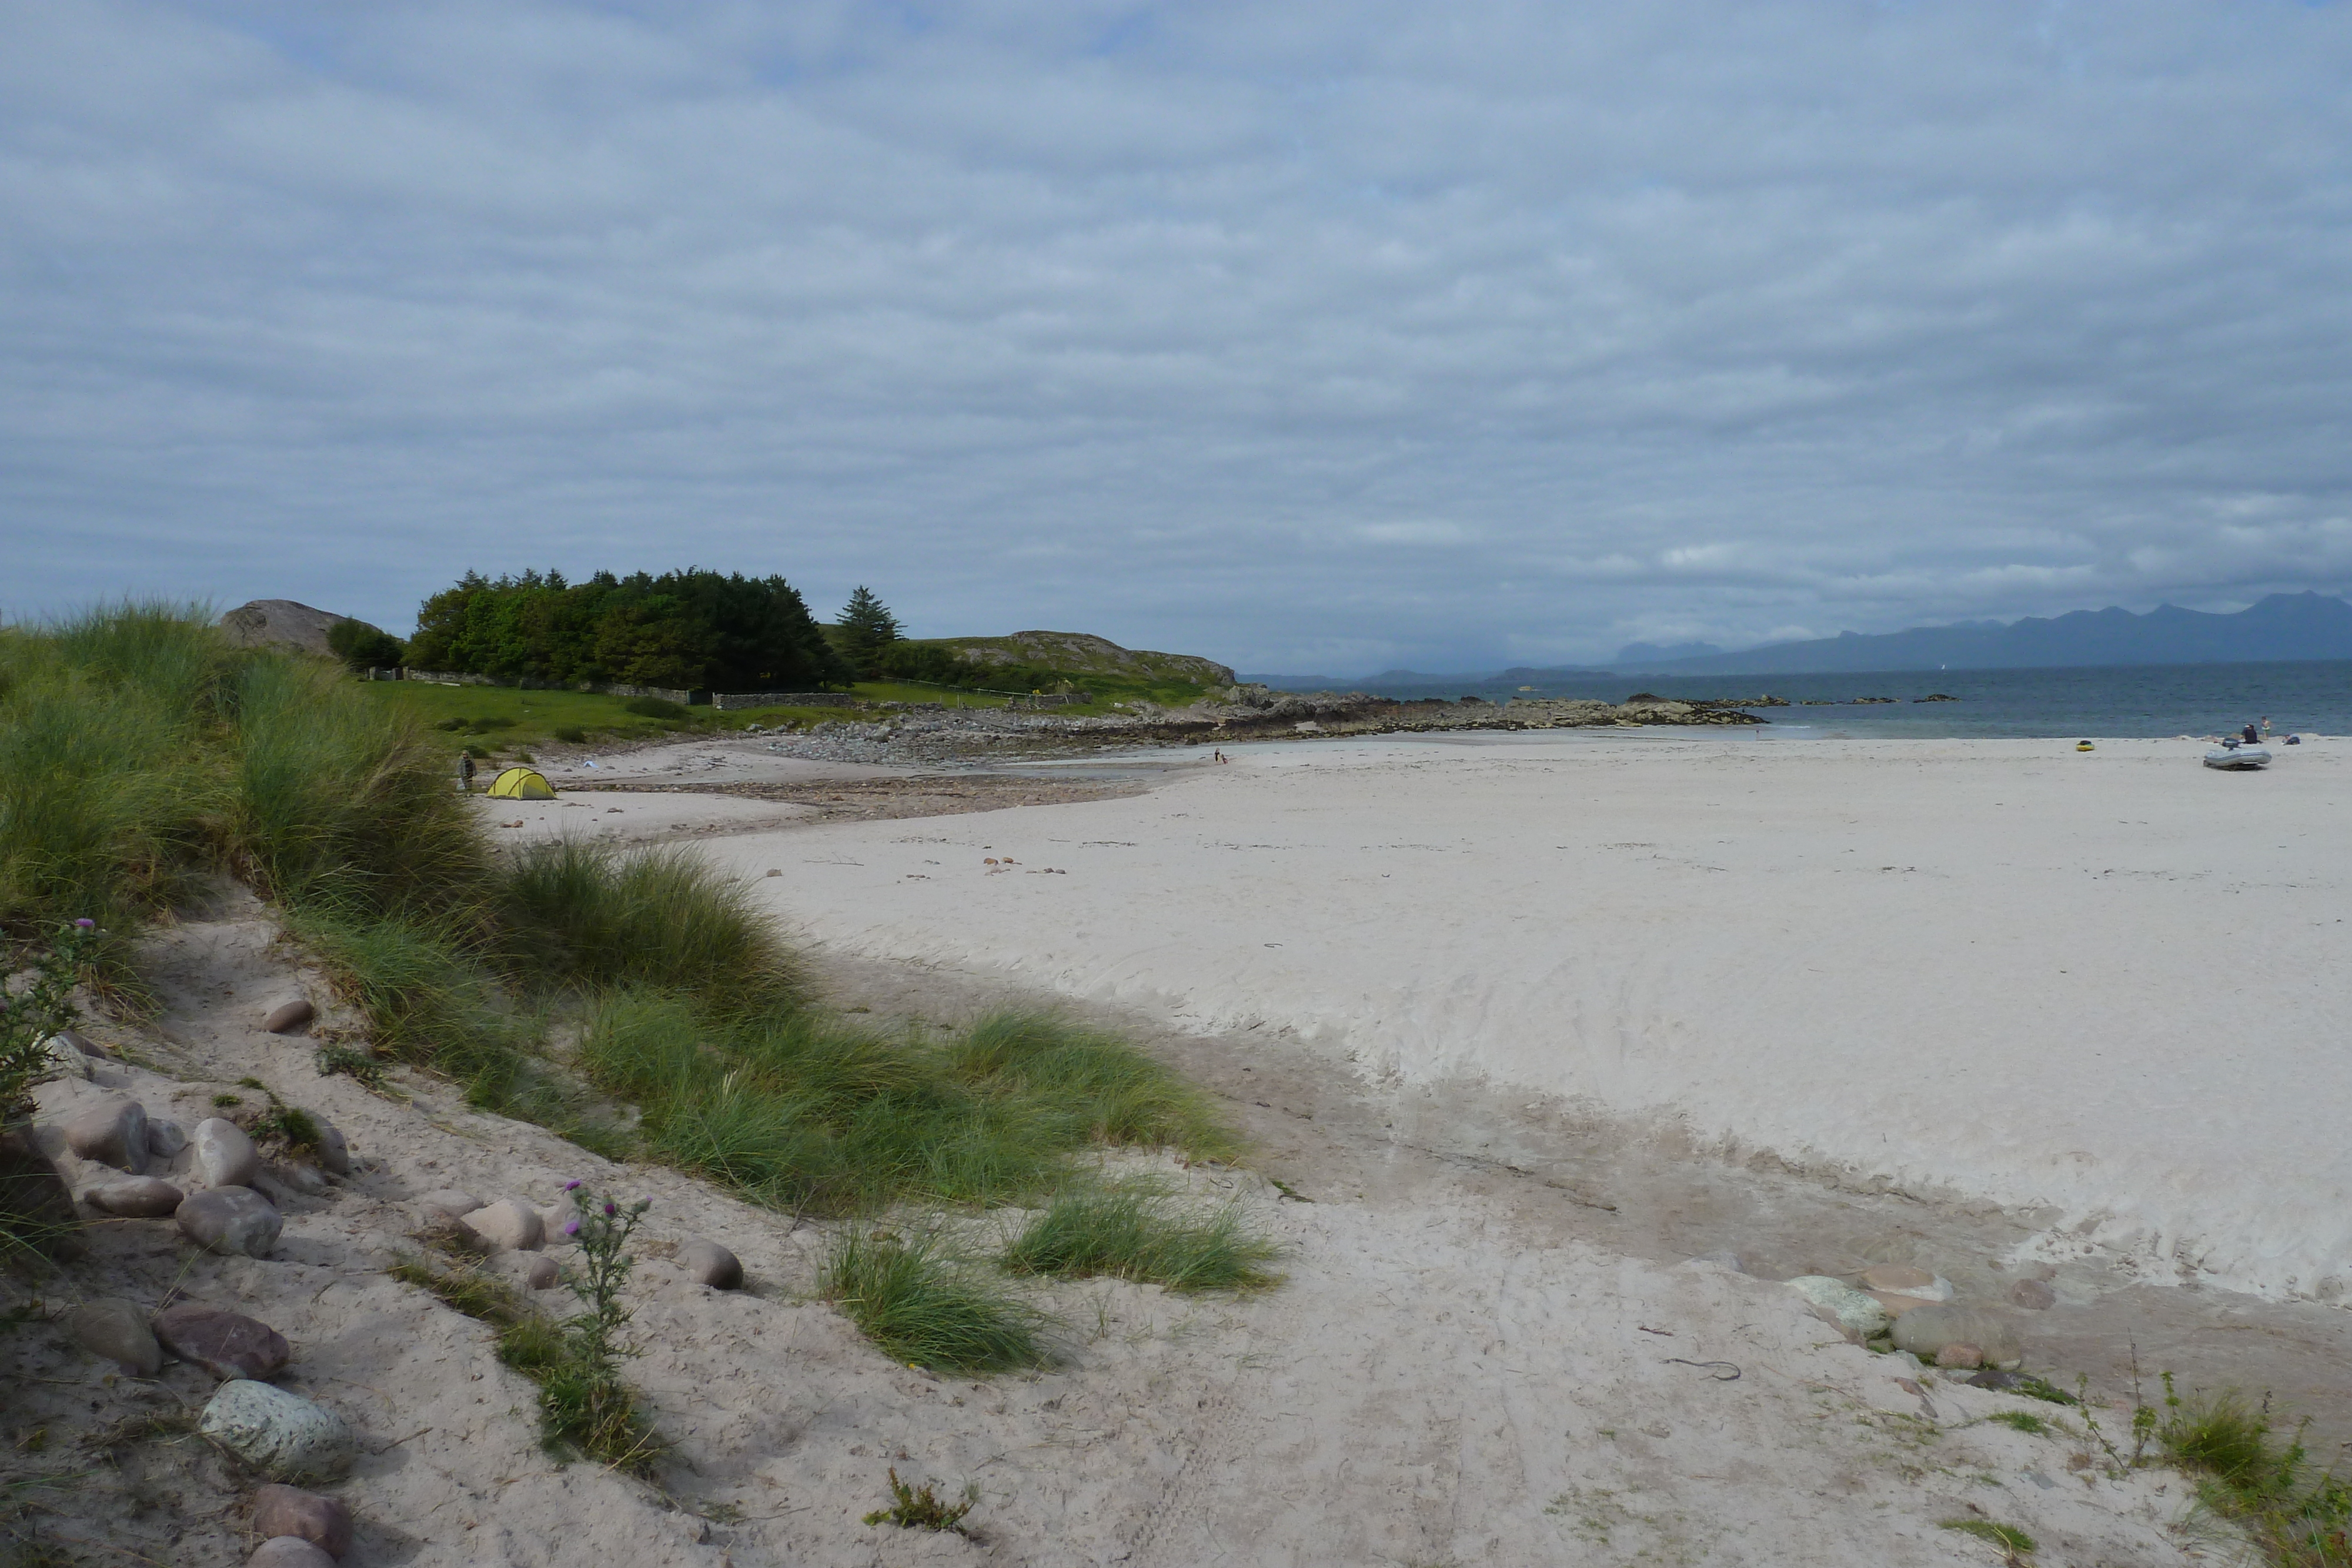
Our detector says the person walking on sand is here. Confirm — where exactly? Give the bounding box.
[457,752,476,793]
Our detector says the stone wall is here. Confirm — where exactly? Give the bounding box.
[395,670,705,705]
[709,691,857,711]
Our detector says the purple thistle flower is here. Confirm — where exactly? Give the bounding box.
[564,1178,582,1192]
[73,918,95,930]
[603,1200,617,1218]
[564,1218,581,1236]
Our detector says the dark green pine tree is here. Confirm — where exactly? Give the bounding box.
[836,586,903,674]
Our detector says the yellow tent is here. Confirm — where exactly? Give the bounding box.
[486,766,556,800]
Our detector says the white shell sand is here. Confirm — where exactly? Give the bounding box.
[724,733,2352,1302]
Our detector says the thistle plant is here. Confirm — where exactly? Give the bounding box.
[558,1181,650,1372]
[534,1181,660,1469]
[1,920,100,1123]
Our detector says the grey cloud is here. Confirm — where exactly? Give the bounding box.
[4,0,2351,671]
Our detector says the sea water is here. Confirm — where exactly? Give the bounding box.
[1337,659,2352,740]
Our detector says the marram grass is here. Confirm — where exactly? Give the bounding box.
[820,1228,1050,1373]
[1002,1185,1282,1293]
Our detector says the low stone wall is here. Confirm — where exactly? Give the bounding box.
[1007,691,1093,710]
[396,670,706,705]
[710,691,857,711]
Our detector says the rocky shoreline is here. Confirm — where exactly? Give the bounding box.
[732,689,1773,767]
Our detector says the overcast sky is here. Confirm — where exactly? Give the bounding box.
[6,1,2351,672]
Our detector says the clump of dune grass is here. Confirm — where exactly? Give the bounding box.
[0,604,233,978]
[229,656,497,922]
[2155,1382,2351,1567]
[820,1228,1050,1372]
[1939,1518,2035,1562]
[578,996,1242,1213]
[1002,1185,1282,1293]
[499,838,799,1016]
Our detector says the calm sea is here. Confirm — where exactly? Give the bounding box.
[1333,660,2352,740]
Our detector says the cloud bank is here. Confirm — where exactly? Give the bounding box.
[5,0,2351,670]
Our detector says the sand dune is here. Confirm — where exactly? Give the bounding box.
[722,733,2352,1303]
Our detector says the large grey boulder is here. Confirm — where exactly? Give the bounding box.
[67,1298,162,1376]
[63,1098,148,1175]
[195,1118,262,1188]
[148,1118,189,1160]
[177,1186,283,1257]
[199,1380,355,1480]
[218,600,349,658]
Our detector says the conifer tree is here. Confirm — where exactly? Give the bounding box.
[836,586,903,673]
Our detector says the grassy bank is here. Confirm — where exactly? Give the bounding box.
[2,606,1267,1378]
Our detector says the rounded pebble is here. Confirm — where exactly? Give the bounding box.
[63,1098,148,1175]
[463,1198,544,1252]
[253,1483,353,1558]
[263,998,316,1035]
[199,1380,355,1481]
[153,1302,291,1380]
[250,1536,337,1567]
[67,1298,162,1376]
[677,1238,744,1290]
[1890,1302,2023,1368]
[85,1176,186,1218]
[147,1118,189,1159]
[1785,1275,1892,1341]
[194,1118,262,1188]
[176,1186,283,1258]
[2008,1278,2057,1311]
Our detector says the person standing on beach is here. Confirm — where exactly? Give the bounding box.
[457,753,476,793]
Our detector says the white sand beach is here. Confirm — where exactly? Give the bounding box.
[720,732,2352,1304]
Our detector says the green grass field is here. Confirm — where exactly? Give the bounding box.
[355,670,1210,757]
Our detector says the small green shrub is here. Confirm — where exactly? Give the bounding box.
[864,1468,978,1535]
[821,1229,1049,1372]
[623,697,687,720]
[1002,1186,1281,1292]
[552,726,588,744]
[326,618,405,671]
[0,921,99,1122]
[466,716,517,733]
[1986,1410,2048,1436]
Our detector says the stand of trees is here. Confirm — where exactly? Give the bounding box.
[404,569,848,691]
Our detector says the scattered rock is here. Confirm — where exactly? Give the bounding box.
[55,1028,105,1058]
[524,1255,560,1290]
[1936,1342,1985,1370]
[278,1163,329,1197]
[66,1298,163,1376]
[40,1036,91,1081]
[63,1098,149,1175]
[250,1539,337,1568]
[195,1118,263,1188]
[1859,1265,1953,1301]
[416,1188,481,1221]
[462,1198,544,1252]
[312,1121,350,1177]
[153,1303,291,1380]
[263,998,316,1035]
[677,1238,743,1289]
[252,1483,353,1558]
[1966,1369,2026,1392]
[199,1380,355,1481]
[1785,1275,1892,1341]
[0,1125,78,1250]
[148,1119,189,1160]
[2008,1278,2057,1311]
[177,1186,283,1258]
[1866,1290,1936,1318]
[85,1176,186,1217]
[1890,1302,2023,1368]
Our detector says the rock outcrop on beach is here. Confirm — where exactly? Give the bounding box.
[218,600,352,657]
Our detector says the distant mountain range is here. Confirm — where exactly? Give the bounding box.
[1240,592,2352,687]
[1614,591,2352,675]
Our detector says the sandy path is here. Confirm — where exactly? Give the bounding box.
[711,733,2352,1305]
